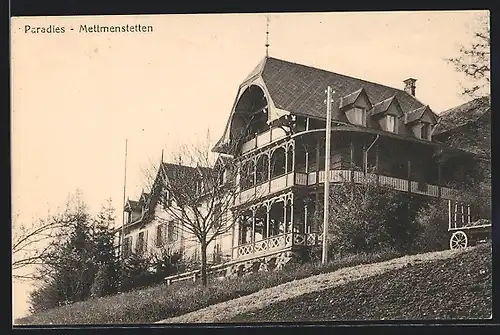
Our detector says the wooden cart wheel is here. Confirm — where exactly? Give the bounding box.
[450,231,468,250]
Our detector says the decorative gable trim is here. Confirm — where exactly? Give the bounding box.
[212,76,288,154]
[404,105,438,125]
[368,95,403,118]
[339,88,373,110]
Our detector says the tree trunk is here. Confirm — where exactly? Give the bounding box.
[200,242,208,286]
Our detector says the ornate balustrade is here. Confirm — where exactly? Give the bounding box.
[240,128,288,155]
[236,169,459,207]
[305,169,458,200]
[295,172,308,185]
[234,232,320,258]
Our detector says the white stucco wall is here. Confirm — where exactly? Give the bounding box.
[123,197,236,264]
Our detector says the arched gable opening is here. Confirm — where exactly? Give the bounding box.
[230,85,269,148]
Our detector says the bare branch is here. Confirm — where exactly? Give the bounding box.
[446,15,490,98]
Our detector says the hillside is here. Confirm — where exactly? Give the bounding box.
[228,243,492,322]
[15,244,490,325]
[157,244,490,323]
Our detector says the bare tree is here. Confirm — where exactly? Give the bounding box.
[441,13,491,183]
[138,129,273,286]
[12,191,88,281]
[12,215,68,281]
[447,13,490,99]
[138,135,232,286]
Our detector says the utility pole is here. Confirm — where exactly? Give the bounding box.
[322,86,334,264]
[120,138,128,260]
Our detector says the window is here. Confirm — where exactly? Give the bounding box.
[213,204,222,232]
[162,189,172,209]
[213,244,222,264]
[167,221,178,242]
[192,247,199,262]
[155,224,165,247]
[136,231,146,255]
[420,123,431,140]
[122,236,133,258]
[348,107,366,126]
[386,115,396,133]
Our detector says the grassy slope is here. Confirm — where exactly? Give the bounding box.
[15,249,403,325]
[228,243,492,322]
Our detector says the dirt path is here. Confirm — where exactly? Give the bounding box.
[156,248,468,324]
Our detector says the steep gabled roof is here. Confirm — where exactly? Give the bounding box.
[368,95,402,117]
[124,199,141,212]
[433,96,491,135]
[339,88,372,109]
[160,162,215,187]
[404,105,438,124]
[139,192,150,204]
[260,57,425,119]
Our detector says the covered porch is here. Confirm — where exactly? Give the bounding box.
[233,191,321,259]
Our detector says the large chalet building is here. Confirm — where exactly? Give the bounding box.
[119,57,486,272]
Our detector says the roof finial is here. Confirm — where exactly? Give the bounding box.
[265,16,270,57]
[161,149,164,163]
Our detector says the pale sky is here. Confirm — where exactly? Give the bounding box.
[11,10,488,321]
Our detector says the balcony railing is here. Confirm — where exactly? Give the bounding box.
[236,172,307,206]
[236,169,459,206]
[241,128,288,154]
[233,232,320,259]
[307,170,459,200]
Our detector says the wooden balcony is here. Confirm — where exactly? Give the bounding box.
[235,170,459,207]
[240,127,288,154]
[236,171,308,206]
[312,169,459,200]
[233,232,321,260]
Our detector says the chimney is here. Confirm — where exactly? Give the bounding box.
[403,78,417,97]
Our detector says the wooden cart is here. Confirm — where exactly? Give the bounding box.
[448,200,491,250]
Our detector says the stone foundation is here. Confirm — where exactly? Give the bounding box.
[167,248,317,286]
[211,250,301,280]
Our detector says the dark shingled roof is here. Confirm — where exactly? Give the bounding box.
[339,88,370,109]
[404,106,429,124]
[125,200,141,212]
[434,96,491,135]
[260,57,425,119]
[368,95,399,117]
[139,192,150,203]
[161,162,214,182]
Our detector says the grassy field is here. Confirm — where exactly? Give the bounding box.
[15,248,402,325]
[228,243,492,322]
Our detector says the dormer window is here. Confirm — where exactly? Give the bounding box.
[404,105,437,141]
[340,88,372,127]
[346,107,366,126]
[385,115,397,133]
[420,123,431,140]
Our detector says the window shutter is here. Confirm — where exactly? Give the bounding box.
[156,225,162,247]
[128,237,132,256]
[173,221,179,241]
[167,221,174,242]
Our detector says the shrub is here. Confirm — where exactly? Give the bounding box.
[119,252,153,292]
[149,248,186,284]
[28,281,62,314]
[90,263,119,298]
[411,198,450,252]
[327,182,419,255]
[119,249,187,293]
